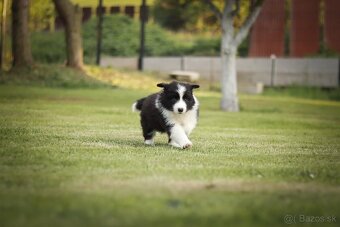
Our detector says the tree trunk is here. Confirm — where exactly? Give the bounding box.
[12,0,33,68]
[205,0,264,112]
[220,10,239,112]
[52,0,83,69]
[0,0,8,69]
[220,33,239,112]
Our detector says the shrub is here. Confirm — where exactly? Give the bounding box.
[31,32,65,63]
[31,14,224,63]
[82,15,188,57]
[83,15,140,57]
[188,37,220,56]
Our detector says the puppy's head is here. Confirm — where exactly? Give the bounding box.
[157,81,199,114]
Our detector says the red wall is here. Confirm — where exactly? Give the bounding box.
[249,0,286,57]
[290,0,320,57]
[324,0,340,53]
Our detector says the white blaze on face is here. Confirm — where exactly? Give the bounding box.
[173,84,187,114]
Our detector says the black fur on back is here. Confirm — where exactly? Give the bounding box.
[135,97,146,111]
[139,93,170,140]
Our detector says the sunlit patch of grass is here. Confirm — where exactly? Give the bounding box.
[0,64,170,90]
[84,65,167,91]
[0,64,108,88]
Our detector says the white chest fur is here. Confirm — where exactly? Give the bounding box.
[156,95,199,136]
[167,109,197,135]
[155,94,199,148]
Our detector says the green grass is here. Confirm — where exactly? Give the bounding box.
[0,82,339,226]
[0,65,109,88]
[263,86,340,102]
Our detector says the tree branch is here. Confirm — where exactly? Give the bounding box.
[204,0,222,20]
[233,0,265,46]
[221,0,235,39]
[223,0,235,16]
[232,0,240,17]
[254,0,265,7]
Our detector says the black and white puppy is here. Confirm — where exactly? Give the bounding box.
[132,81,199,149]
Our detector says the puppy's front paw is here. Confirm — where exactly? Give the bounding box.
[182,141,192,149]
[144,139,154,146]
[169,141,181,148]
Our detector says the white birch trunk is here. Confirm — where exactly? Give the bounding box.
[220,5,239,112]
[220,42,239,112]
[205,0,264,112]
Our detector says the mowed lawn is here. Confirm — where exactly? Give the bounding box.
[0,85,339,227]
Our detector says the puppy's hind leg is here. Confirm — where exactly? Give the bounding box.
[142,126,155,146]
[144,132,155,146]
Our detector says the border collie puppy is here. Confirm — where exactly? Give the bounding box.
[132,81,199,149]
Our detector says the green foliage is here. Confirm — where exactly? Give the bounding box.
[82,15,191,58]
[31,32,65,63]
[151,0,254,32]
[83,15,186,57]
[31,15,223,63]
[186,37,220,56]
[83,15,139,57]
[29,0,54,31]
[144,25,185,56]
[152,0,198,31]
[151,0,219,31]
[238,37,250,57]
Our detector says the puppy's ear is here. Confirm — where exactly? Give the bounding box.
[191,84,200,89]
[157,83,167,88]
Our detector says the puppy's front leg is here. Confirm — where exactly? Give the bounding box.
[169,124,192,149]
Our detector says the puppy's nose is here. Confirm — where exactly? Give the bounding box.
[178,108,183,113]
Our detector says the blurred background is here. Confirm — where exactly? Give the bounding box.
[1,0,339,88]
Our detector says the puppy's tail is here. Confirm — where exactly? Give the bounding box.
[132,97,146,112]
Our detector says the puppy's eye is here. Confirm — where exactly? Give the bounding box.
[183,95,191,101]
[169,93,179,101]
